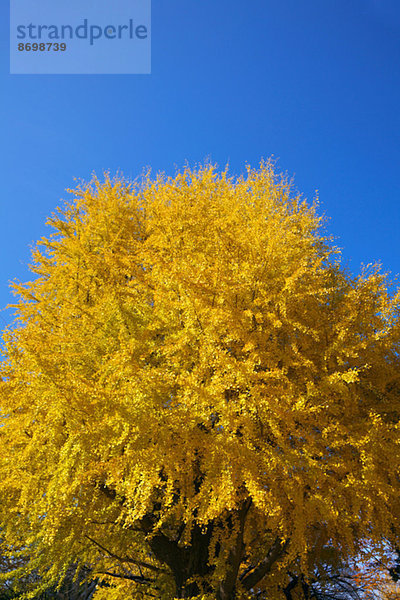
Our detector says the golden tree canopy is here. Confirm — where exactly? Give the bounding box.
[1,163,400,599]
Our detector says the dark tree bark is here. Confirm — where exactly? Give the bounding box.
[216,499,252,600]
[241,537,290,591]
[98,485,290,599]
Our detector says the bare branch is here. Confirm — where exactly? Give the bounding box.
[84,534,167,573]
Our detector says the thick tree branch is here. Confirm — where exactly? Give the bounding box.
[216,498,252,600]
[283,574,299,600]
[241,537,290,591]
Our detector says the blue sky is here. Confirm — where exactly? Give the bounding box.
[1,0,400,327]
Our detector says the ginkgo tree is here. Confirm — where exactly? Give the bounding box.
[1,163,400,600]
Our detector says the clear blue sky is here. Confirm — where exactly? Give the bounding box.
[1,0,400,327]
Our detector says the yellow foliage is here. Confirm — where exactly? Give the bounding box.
[1,162,400,598]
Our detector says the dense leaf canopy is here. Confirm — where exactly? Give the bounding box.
[1,164,400,599]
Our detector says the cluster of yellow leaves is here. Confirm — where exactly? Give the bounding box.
[1,162,400,597]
